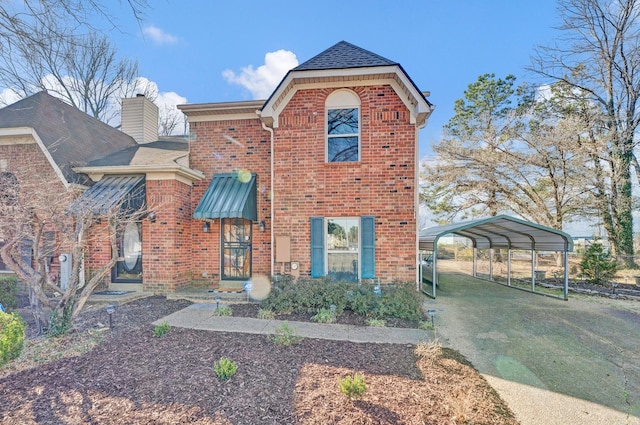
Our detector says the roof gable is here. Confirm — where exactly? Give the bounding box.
[261,41,433,128]
[294,41,398,71]
[0,91,137,184]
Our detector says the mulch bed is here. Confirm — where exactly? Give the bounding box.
[0,296,519,424]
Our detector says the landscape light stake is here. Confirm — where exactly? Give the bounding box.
[215,296,221,310]
[106,305,116,329]
[427,309,436,329]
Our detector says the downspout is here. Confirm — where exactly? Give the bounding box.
[261,121,275,278]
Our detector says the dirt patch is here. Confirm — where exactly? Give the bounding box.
[0,296,519,424]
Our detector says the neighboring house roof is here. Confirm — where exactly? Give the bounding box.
[0,91,137,184]
[293,41,398,71]
[86,139,189,167]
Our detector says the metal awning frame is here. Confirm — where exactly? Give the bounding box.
[418,215,573,300]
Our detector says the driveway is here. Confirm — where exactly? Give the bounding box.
[425,273,640,425]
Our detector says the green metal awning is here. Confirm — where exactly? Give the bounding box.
[69,175,145,215]
[194,173,257,221]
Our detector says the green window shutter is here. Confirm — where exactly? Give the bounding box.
[361,216,375,279]
[310,217,325,277]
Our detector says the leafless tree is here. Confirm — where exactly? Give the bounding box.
[0,16,148,124]
[0,168,149,332]
[528,0,640,260]
[421,75,593,233]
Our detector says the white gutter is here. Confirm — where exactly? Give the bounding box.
[261,120,275,277]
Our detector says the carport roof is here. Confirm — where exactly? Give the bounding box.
[419,215,573,252]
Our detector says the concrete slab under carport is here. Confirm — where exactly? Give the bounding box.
[425,272,640,425]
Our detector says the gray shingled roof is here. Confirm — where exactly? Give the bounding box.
[0,91,137,184]
[294,41,398,71]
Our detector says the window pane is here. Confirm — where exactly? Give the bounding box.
[327,219,358,250]
[328,137,358,162]
[328,108,358,135]
[328,253,358,282]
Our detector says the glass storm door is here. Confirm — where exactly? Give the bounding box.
[113,221,142,282]
[221,218,252,280]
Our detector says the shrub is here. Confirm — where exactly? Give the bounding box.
[311,308,335,323]
[153,321,171,337]
[269,322,301,346]
[0,311,26,367]
[580,242,619,285]
[339,373,367,400]
[47,305,73,338]
[376,282,423,321]
[257,308,275,320]
[366,318,386,327]
[347,286,379,316]
[213,357,238,381]
[0,276,18,311]
[213,306,233,316]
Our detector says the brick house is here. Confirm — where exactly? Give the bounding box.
[0,41,433,292]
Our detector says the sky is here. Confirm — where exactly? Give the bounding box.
[98,0,562,159]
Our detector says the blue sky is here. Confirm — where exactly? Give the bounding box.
[104,0,561,158]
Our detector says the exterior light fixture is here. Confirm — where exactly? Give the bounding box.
[203,221,210,233]
[148,211,156,223]
[106,304,116,329]
[259,221,265,232]
[427,309,436,328]
[214,296,221,310]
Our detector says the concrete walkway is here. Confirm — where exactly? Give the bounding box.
[154,302,431,345]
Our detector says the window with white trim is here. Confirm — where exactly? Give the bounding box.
[326,90,360,162]
[310,216,375,281]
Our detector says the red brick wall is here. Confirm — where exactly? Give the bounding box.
[189,118,272,284]
[143,179,193,292]
[0,142,75,278]
[273,85,417,282]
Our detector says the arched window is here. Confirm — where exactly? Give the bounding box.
[326,90,361,162]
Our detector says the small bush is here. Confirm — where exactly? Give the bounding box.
[269,322,301,346]
[213,357,238,381]
[347,286,379,316]
[257,309,275,320]
[580,242,619,285]
[376,282,423,321]
[153,321,171,337]
[0,276,18,311]
[366,318,386,327]
[213,305,233,317]
[47,305,73,338]
[419,320,434,330]
[0,311,26,367]
[339,373,367,400]
[311,308,335,323]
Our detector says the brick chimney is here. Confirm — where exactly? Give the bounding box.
[121,94,159,144]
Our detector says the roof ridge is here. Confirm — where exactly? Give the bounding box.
[293,41,397,71]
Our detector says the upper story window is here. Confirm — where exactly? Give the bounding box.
[326,90,360,162]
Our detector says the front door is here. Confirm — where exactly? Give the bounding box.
[221,218,252,280]
[112,221,142,282]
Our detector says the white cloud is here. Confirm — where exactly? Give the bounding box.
[0,88,24,107]
[142,25,179,45]
[223,49,298,99]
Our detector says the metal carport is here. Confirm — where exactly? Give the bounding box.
[418,215,574,299]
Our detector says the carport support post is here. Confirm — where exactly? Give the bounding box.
[563,250,569,300]
[473,247,477,277]
[531,250,536,292]
[489,248,494,281]
[507,249,512,286]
